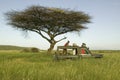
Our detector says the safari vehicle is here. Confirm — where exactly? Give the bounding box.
[54,46,103,60]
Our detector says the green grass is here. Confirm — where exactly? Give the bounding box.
[0,50,120,80]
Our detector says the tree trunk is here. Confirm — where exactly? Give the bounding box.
[47,43,56,53]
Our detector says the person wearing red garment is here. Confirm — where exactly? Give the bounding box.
[64,41,70,46]
[63,41,70,54]
[81,43,87,54]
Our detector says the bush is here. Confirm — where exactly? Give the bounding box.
[31,48,39,52]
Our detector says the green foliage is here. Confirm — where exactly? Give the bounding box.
[0,50,120,80]
[6,6,90,34]
[31,48,39,52]
[21,48,40,53]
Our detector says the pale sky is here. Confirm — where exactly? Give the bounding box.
[0,0,120,50]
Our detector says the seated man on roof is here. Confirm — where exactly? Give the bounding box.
[81,43,87,48]
[72,43,79,55]
[63,40,70,54]
[80,43,91,54]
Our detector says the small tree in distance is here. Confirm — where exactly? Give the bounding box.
[5,5,91,53]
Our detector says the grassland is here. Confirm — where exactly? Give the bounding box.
[0,45,26,50]
[0,50,120,80]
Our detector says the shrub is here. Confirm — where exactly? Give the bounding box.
[31,48,39,52]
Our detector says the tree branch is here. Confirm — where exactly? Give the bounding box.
[56,37,67,43]
[38,31,51,43]
[28,28,51,43]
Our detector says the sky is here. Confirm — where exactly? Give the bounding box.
[0,0,120,50]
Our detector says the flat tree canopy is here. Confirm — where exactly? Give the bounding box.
[6,5,91,53]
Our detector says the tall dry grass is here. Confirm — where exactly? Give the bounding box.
[0,51,120,80]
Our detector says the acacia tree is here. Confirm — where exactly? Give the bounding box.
[6,6,90,53]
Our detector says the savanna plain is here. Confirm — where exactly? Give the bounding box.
[0,49,120,80]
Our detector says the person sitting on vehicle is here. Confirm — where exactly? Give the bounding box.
[64,40,70,46]
[81,43,86,48]
[81,43,89,54]
[63,41,70,54]
[80,43,92,55]
[72,43,78,55]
